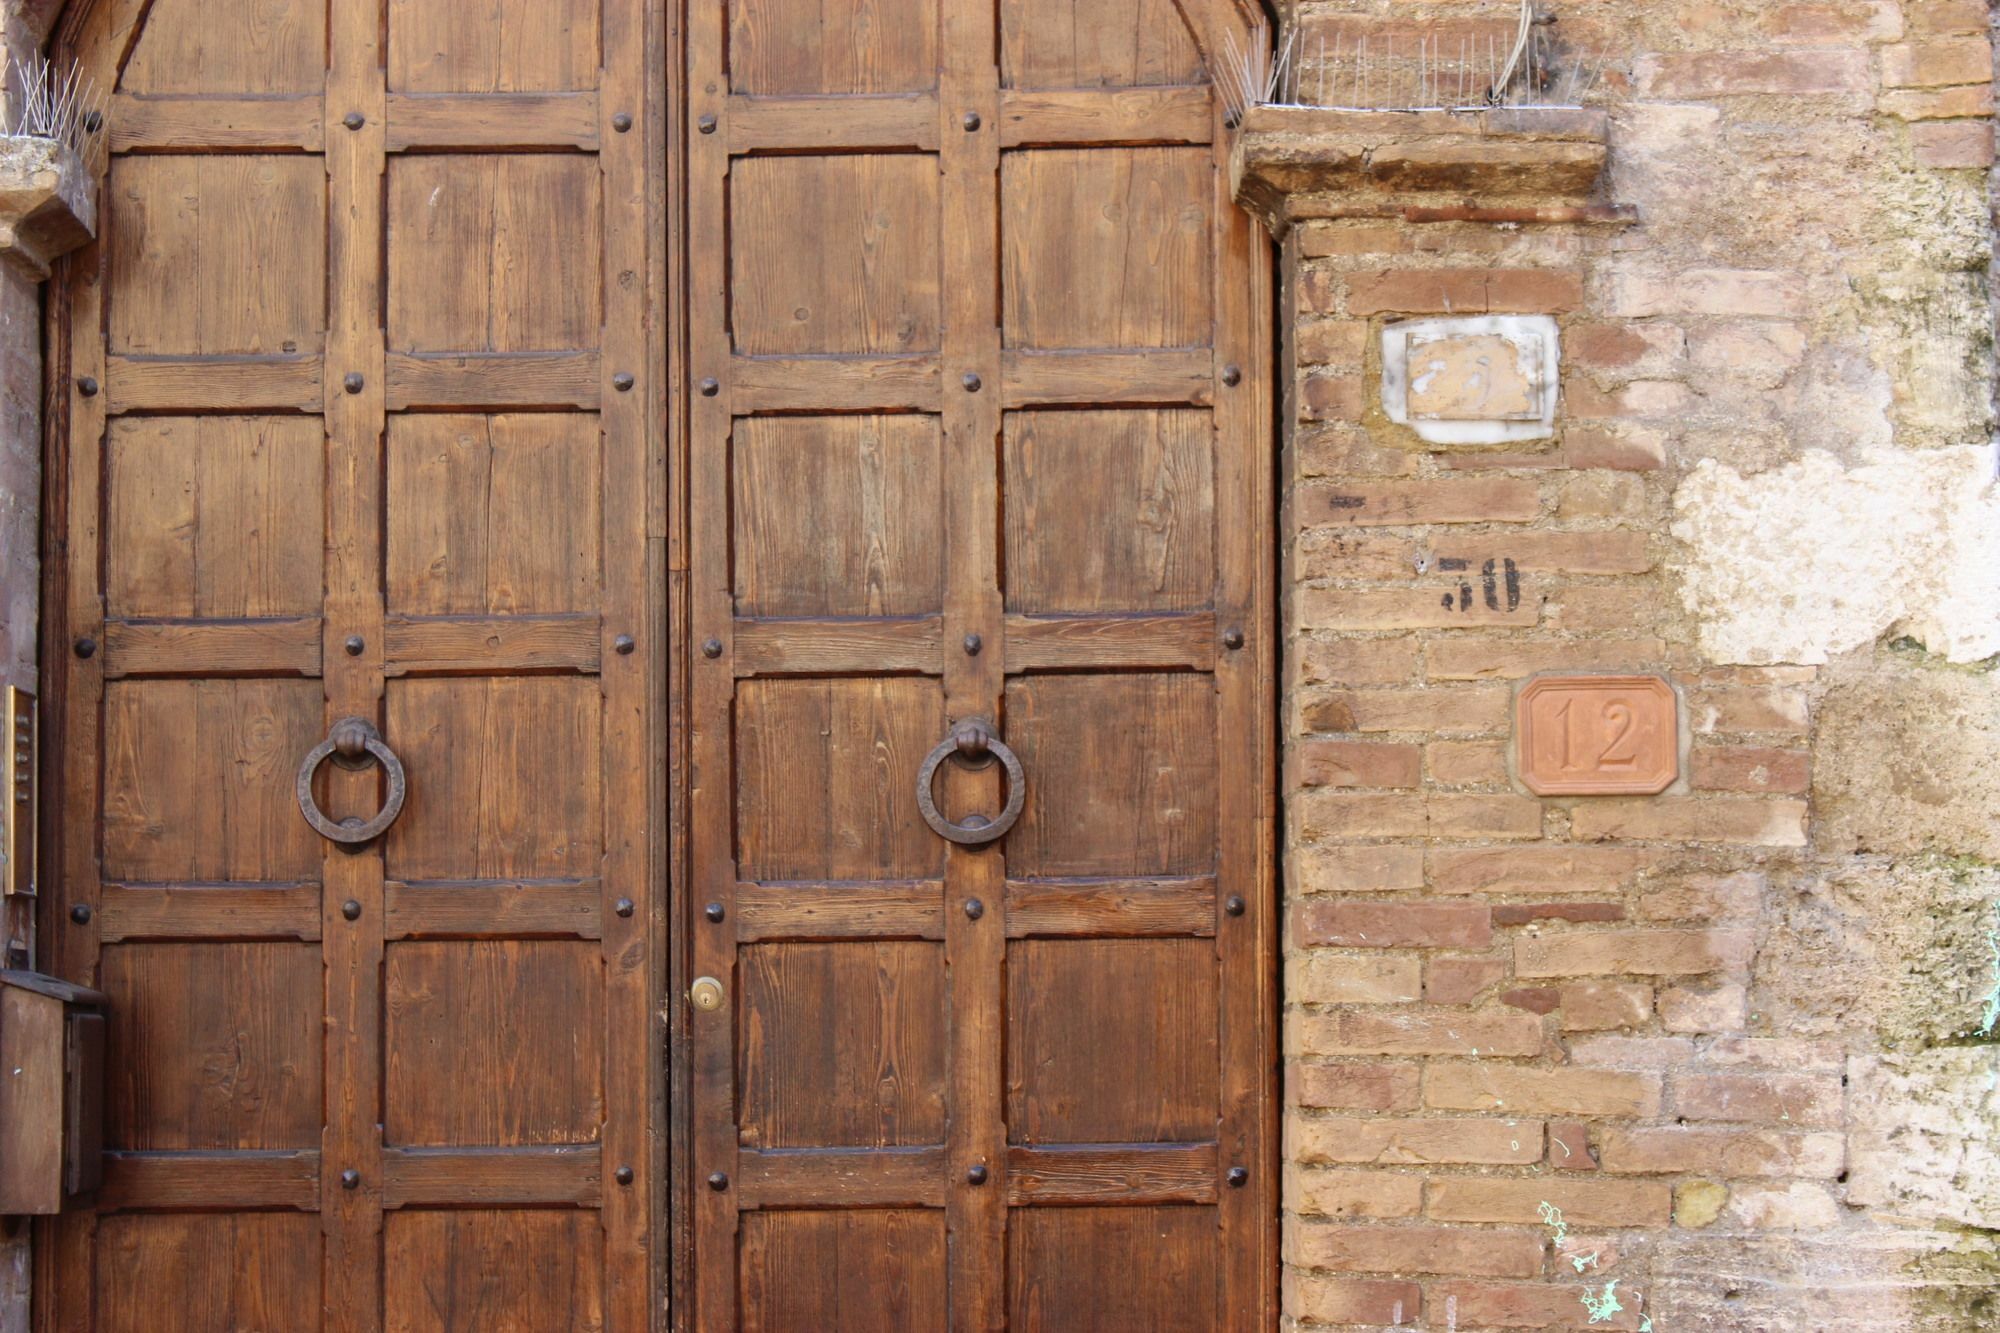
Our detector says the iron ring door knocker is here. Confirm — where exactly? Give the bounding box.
[296,717,407,844]
[916,717,1024,846]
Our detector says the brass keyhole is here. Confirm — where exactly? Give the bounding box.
[690,976,725,1012]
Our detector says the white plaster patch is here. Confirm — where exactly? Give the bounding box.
[1670,445,2000,665]
[1381,315,1559,445]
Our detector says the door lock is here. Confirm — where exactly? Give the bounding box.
[689,976,725,1012]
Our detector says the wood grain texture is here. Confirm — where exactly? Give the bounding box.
[997,0,1203,89]
[384,1211,605,1332]
[730,0,940,94]
[120,0,327,94]
[387,0,602,93]
[739,1211,948,1332]
[96,1213,323,1333]
[1008,1206,1219,1330]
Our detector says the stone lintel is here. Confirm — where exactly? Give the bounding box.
[1229,104,1631,235]
[0,136,96,281]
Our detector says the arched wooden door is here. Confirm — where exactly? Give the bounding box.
[42,0,660,1327]
[684,0,1277,1326]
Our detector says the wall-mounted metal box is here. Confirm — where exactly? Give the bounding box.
[0,970,106,1214]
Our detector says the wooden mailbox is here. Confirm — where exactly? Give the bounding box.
[0,970,106,1214]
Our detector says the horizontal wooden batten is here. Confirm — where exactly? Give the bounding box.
[1001,349,1213,407]
[735,1147,947,1209]
[382,614,601,674]
[386,93,600,151]
[105,355,323,414]
[732,616,941,676]
[734,882,945,942]
[730,356,939,414]
[1005,1143,1218,1205]
[726,94,939,152]
[1005,612,1216,670]
[108,94,325,152]
[384,880,602,940]
[98,1150,320,1212]
[102,618,322,678]
[380,1146,602,1208]
[998,87,1212,147]
[98,884,322,942]
[386,351,601,410]
[1004,877,1216,938]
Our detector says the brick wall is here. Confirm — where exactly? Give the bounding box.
[1279,2,1998,1328]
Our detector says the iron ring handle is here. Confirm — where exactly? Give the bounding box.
[916,718,1025,846]
[296,717,407,845]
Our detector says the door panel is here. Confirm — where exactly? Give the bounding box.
[688,0,1274,1324]
[50,0,656,1326]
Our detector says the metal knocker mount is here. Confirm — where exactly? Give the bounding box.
[916,717,1024,846]
[297,717,407,845]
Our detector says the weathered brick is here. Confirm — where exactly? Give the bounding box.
[1550,1121,1600,1172]
[1564,1036,1697,1070]
[1569,798,1810,847]
[1295,1116,1543,1166]
[1553,473,1651,522]
[1300,586,1541,632]
[1690,745,1811,794]
[1657,982,1749,1033]
[1502,986,1560,1015]
[1702,1037,1843,1070]
[1301,372,1367,422]
[1689,321,1810,386]
[1603,268,1810,318]
[1430,1281,1643,1331]
[1557,981,1653,1031]
[1294,845,1427,894]
[1426,956,1509,1005]
[1561,426,1669,471]
[1545,586,1666,634]
[1297,319,1370,366]
[1288,951,1424,1004]
[1429,794,1547,839]
[1284,1272,1422,1326]
[1296,637,1420,687]
[1296,530,1422,583]
[1290,1223,1545,1278]
[1913,119,1996,168]
[1427,530,1653,576]
[1515,928,1756,978]
[1296,223,1409,258]
[1298,478,1542,527]
[1293,1061,1422,1111]
[1304,686,1513,734]
[1429,846,1648,896]
[1297,1007,1546,1058]
[1634,49,1872,97]
[1294,1167,1424,1219]
[1424,638,1671,683]
[1425,1063,1663,1117]
[1634,872,1765,922]
[1564,377,1696,420]
[1293,738,1423,790]
[1427,738,1509,785]
[1426,1177,1672,1227]
[1879,82,1995,119]
[1566,322,1686,374]
[1345,268,1584,316]
[1727,1182,1843,1230]
[1491,902,1626,927]
[1300,901,1493,950]
[1597,1128,1845,1178]
[1298,266,1340,315]
[1669,1071,1844,1127]
[1690,685,1811,734]
[1908,0,1990,36]
[1298,424,1416,478]
[1763,1,1903,43]
[1882,37,1994,87]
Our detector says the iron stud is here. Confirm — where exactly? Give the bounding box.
[962,111,981,131]
[1224,894,1246,917]
[1221,364,1242,387]
[702,637,723,659]
[341,1169,361,1189]
[963,632,982,656]
[1227,1166,1249,1188]
[73,637,96,659]
[705,902,726,923]
[344,372,364,394]
[707,1171,729,1191]
[967,1163,988,1185]
[961,372,982,393]
[613,371,635,392]
[615,1165,634,1185]
[698,114,717,134]
[614,898,635,918]
[345,635,364,656]
[342,900,362,921]
[76,376,97,397]
[342,112,365,131]
[612,112,633,133]
[964,898,984,921]
[69,904,91,925]
[1222,627,1245,650]
[700,378,719,397]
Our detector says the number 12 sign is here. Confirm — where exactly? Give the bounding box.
[1517,675,1680,796]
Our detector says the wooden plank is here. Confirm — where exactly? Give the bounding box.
[382,614,602,674]
[0,989,62,1214]
[383,880,603,939]
[734,881,945,942]
[731,617,942,676]
[1005,1143,1219,1205]
[386,92,600,150]
[97,884,322,942]
[1004,613,1216,670]
[998,87,1212,147]
[97,1150,320,1211]
[380,1146,603,1208]
[1004,877,1217,938]
[102,618,322,678]
[109,94,325,151]
[385,352,601,410]
[104,355,323,414]
[734,1147,947,1209]
[726,93,939,151]
[1001,349,1213,407]
[730,355,939,414]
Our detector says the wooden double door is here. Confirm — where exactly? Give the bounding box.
[685,0,1273,1327]
[43,0,1270,1328]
